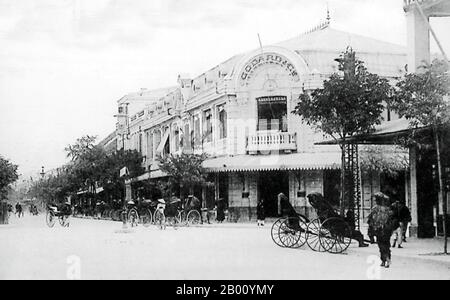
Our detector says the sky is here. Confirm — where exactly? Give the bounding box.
[0,0,449,179]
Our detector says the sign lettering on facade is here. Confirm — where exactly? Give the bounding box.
[240,53,300,84]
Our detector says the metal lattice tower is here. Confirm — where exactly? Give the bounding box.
[343,143,362,230]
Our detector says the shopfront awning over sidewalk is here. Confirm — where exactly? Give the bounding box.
[316,119,429,145]
[203,152,341,173]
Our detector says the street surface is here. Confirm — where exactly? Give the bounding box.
[0,214,449,280]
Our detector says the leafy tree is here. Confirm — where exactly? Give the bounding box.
[29,135,144,205]
[293,48,393,213]
[391,59,450,253]
[65,135,98,161]
[0,156,19,201]
[158,153,210,199]
[70,146,108,194]
[100,149,145,200]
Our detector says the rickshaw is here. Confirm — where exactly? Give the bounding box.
[271,193,364,254]
[46,203,72,228]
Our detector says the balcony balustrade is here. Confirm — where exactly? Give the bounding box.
[247,132,297,154]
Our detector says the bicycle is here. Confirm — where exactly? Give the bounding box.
[185,209,202,226]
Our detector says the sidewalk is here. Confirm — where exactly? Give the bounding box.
[202,221,450,263]
[385,237,450,263]
[71,216,450,263]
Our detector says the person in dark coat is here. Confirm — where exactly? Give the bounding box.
[402,205,412,243]
[391,200,412,248]
[257,199,265,227]
[368,192,395,268]
[15,203,23,218]
[216,198,227,223]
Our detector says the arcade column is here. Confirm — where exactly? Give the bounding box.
[406,6,431,72]
[125,180,132,203]
[409,146,419,237]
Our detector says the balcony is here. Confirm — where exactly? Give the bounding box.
[247,132,297,154]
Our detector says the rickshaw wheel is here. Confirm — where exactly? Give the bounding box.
[141,209,152,227]
[271,218,286,248]
[306,219,325,252]
[186,210,201,226]
[46,211,55,228]
[279,217,307,248]
[319,217,352,254]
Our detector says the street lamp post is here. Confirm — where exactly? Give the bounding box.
[39,166,45,208]
[40,166,45,179]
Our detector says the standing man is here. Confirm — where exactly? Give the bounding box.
[215,198,227,223]
[15,202,23,218]
[368,193,395,268]
[257,199,265,227]
[391,200,411,248]
[402,204,412,243]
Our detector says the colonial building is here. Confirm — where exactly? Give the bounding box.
[114,22,409,222]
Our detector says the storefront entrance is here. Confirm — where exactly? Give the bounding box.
[258,171,289,217]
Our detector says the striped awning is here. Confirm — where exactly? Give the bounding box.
[203,152,341,173]
[156,130,170,153]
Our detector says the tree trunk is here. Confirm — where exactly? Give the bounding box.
[434,128,447,254]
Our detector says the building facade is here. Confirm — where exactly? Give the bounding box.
[114,24,408,222]
[403,0,450,237]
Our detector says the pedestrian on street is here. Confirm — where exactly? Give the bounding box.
[215,198,226,223]
[368,192,395,268]
[15,203,23,218]
[257,199,265,227]
[391,200,412,248]
[156,199,166,230]
[402,204,412,243]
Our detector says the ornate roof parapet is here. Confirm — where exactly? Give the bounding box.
[301,8,331,36]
